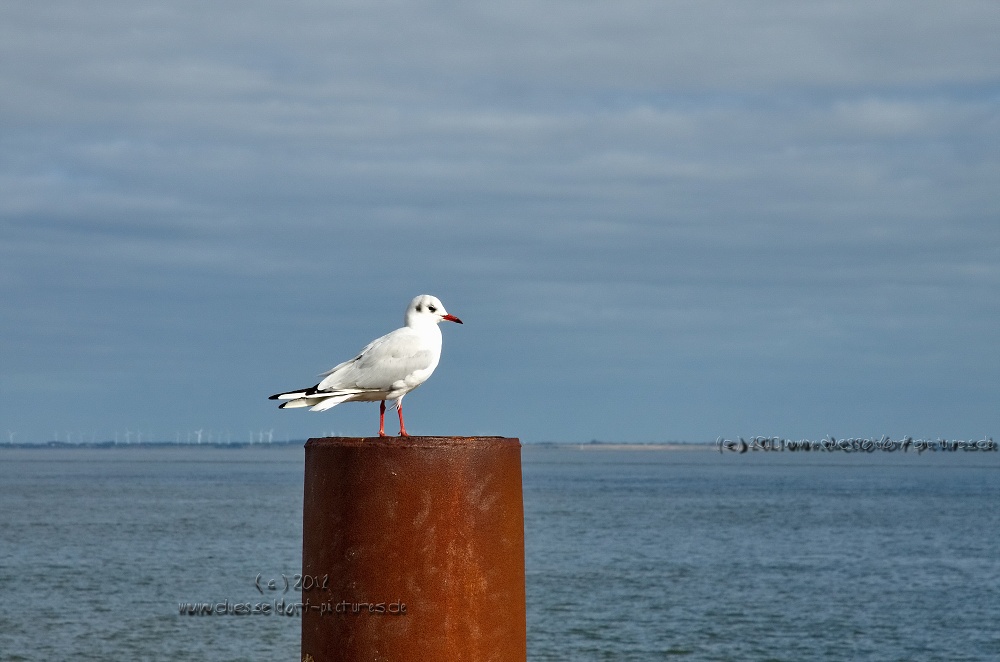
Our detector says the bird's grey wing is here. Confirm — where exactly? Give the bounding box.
[316,343,373,380]
[316,330,434,392]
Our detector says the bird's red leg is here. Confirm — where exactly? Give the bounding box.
[378,400,387,437]
[397,402,408,437]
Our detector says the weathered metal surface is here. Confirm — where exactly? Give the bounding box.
[301,436,526,662]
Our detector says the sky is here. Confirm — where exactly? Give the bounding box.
[2,1,998,444]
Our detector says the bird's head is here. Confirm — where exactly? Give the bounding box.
[406,294,463,327]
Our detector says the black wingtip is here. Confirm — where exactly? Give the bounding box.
[270,384,321,401]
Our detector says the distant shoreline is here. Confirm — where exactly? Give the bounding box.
[1,439,712,450]
[567,443,711,451]
[0,440,306,449]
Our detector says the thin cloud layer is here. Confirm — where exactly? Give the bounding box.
[2,1,998,442]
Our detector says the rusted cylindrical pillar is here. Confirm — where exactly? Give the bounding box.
[301,436,526,662]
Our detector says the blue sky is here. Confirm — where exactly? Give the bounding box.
[2,1,998,443]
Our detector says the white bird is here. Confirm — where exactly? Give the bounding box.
[269,295,462,437]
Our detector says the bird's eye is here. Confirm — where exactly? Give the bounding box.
[428,305,437,313]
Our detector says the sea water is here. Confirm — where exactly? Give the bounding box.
[1,443,997,660]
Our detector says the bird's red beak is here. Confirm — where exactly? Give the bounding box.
[442,314,463,324]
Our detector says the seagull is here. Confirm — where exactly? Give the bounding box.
[269,295,462,437]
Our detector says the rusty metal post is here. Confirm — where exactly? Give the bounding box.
[301,436,526,662]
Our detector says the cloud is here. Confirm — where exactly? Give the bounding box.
[2,1,998,441]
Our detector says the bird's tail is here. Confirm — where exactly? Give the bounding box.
[269,388,358,412]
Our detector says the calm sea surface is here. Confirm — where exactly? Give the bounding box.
[1,443,998,660]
